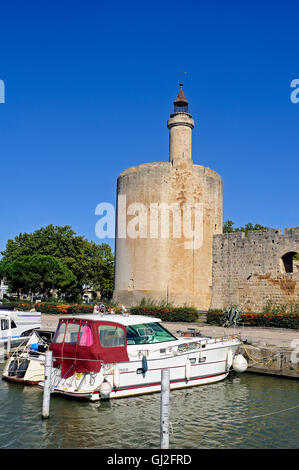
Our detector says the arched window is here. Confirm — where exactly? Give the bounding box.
[280,252,298,273]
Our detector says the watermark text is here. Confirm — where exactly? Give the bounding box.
[95,195,204,249]
[0,80,5,103]
[290,79,299,104]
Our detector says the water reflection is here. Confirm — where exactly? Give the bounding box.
[0,366,298,449]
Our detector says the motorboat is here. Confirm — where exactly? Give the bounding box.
[39,314,247,401]
[2,329,54,385]
[0,309,42,348]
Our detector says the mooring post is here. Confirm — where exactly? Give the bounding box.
[0,340,4,362]
[6,316,12,358]
[160,368,170,449]
[42,350,53,419]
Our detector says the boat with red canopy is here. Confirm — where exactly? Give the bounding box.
[40,314,247,401]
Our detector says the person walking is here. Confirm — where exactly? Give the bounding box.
[93,303,99,314]
[100,303,106,315]
[121,305,128,316]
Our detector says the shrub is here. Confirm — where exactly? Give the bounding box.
[130,306,199,322]
[262,300,299,315]
[0,301,34,311]
[207,309,299,329]
[36,302,122,315]
[37,303,94,314]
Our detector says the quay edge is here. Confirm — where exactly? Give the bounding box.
[238,344,299,379]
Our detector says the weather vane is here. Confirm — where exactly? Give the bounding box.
[178,71,188,86]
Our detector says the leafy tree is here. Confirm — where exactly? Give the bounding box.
[223,220,235,233]
[0,255,76,298]
[223,220,268,236]
[1,225,114,300]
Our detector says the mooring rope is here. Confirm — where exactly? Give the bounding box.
[242,344,281,366]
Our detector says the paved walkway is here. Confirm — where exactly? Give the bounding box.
[41,314,298,348]
[162,322,298,348]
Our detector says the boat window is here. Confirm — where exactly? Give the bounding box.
[53,322,66,343]
[98,325,125,348]
[11,320,17,329]
[126,322,177,345]
[64,323,80,344]
[1,319,9,330]
[78,324,93,346]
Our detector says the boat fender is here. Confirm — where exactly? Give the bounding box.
[7,359,18,377]
[16,359,29,379]
[99,379,113,399]
[142,355,148,373]
[226,348,233,371]
[185,359,191,381]
[232,354,248,373]
[113,365,120,388]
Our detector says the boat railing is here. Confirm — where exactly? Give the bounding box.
[200,334,241,345]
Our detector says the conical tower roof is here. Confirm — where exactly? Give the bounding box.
[174,83,189,105]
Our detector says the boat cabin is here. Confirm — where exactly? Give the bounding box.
[0,310,42,345]
[49,314,178,378]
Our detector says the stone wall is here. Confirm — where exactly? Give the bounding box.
[210,227,299,312]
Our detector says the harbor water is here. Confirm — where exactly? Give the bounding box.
[0,364,298,449]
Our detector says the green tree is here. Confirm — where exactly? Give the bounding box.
[0,255,76,298]
[1,225,114,300]
[223,220,268,236]
[223,220,235,233]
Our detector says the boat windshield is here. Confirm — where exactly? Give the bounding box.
[126,322,177,345]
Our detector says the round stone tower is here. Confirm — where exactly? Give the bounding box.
[113,84,223,310]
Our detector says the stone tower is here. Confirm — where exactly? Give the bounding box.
[113,84,223,310]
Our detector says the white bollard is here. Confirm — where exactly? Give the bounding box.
[6,318,12,358]
[42,350,53,419]
[160,368,170,449]
[0,340,4,362]
[6,336,11,358]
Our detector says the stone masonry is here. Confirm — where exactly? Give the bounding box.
[210,227,299,312]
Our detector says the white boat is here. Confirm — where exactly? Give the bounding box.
[39,314,247,401]
[0,310,42,348]
[2,330,54,385]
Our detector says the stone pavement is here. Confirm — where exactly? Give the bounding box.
[162,322,298,348]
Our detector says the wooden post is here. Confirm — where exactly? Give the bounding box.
[42,350,53,419]
[160,368,170,449]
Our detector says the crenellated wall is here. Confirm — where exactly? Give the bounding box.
[210,227,299,312]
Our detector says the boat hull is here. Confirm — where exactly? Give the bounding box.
[2,375,41,386]
[50,370,229,401]
[45,338,240,401]
[2,354,45,385]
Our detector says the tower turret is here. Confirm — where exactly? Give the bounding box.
[167,83,195,168]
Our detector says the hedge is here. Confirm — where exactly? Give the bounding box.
[0,301,34,311]
[130,306,199,322]
[37,303,93,314]
[207,310,299,329]
[36,302,123,315]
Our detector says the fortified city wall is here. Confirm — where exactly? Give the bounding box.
[210,227,299,312]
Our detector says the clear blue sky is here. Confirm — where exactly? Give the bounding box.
[0,0,298,254]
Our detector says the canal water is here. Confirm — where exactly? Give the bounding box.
[0,364,298,449]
